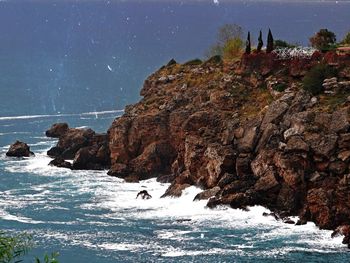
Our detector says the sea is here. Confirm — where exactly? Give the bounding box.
[1,1,350,262]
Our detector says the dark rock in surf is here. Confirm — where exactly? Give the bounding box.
[136,190,152,199]
[45,123,69,138]
[46,125,110,170]
[49,157,72,169]
[6,141,34,157]
[193,186,221,201]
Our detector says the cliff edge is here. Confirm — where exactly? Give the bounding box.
[107,52,350,244]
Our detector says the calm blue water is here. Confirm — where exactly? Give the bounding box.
[1,1,350,262]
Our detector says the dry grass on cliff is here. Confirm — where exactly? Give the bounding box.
[317,92,350,112]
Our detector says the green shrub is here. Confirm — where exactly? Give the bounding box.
[309,29,336,52]
[273,83,287,92]
[0,231,59,263]
[302,64,338,95]
[0,231,33,263]
[223,37,244,60]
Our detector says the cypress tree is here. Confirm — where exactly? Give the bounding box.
[245,31,251,54]
[257,30,263,52]
[266,28,274,53]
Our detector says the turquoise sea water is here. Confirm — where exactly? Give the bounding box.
[1,112,350,262]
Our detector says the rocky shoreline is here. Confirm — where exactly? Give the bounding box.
[6,51,350,247]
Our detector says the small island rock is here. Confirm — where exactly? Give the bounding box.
[6,141,34,157]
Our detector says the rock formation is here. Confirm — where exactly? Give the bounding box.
[107,52,350,245]
[6,141,34,157]
[46,123,110,170]
[43,52,350,246]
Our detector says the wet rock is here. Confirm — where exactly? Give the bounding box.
[136,190,152,199]
[295,218,308,225]
[157,174,176,183]
[283,218,295,224]
[331,225,350,238]
[49,157,72,169]
[262,212,280,220]
[306,188,333,229]
[45,123,69,138]
[6,141,34,157]
[276,184,301,213]
[47,146,63,158]
[193,186,221,201]
[221,180,255,196]
[107,163,129,178]
[161,183,191,198]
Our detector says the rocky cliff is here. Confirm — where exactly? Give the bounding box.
[44,52,350,246]
[106,52,350,245]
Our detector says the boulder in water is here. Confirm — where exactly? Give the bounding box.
[49,157,72,169]
[6,141,34,157]
[136,190,152,200]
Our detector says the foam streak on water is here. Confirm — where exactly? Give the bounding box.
[0,110,124,121]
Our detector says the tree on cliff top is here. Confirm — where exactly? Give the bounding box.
[266,29,274,53]
[310,29,336,52]
[257,30,263,52]
[245,31,251,54]
[206,24,244,59]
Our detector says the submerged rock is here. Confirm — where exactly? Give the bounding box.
[6,141,34,157]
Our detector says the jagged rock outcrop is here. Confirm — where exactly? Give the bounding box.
[45,123,69,138]
[46,124,110,170]
[6,141,34,157]
[106,52,350,245]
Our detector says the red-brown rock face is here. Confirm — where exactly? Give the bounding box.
[107,54,350,242]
